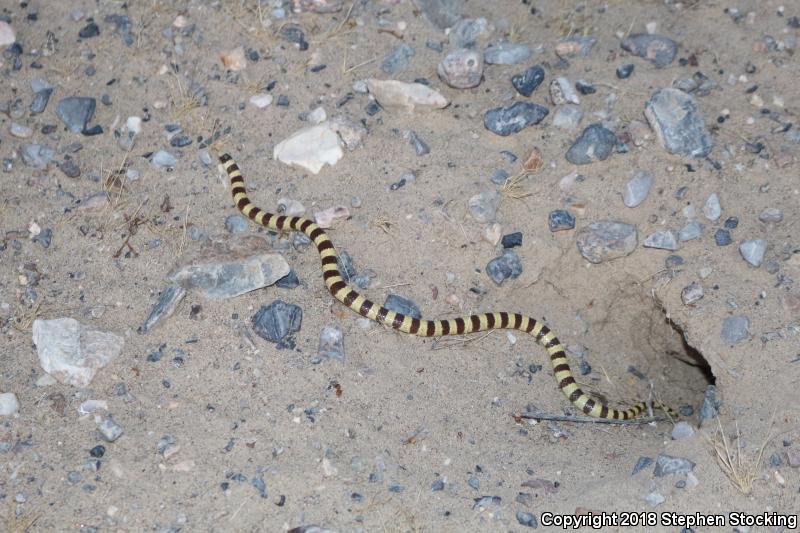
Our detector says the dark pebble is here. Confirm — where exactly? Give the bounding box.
[365,101,381,116]
[501,232,523,248]
[548,210,575,231]
[336,251,357,282]
[575,79,596,95]
[631,456,653,476]
[407,130,430,155]
[275,269,300,289]
[82,125,103,136]
[723,216,739,229]
[431,479,445,491]
[79,22,100,38]
[486,250,523,285]
[665,255,684,268]
[278,25,308,50]
[251,300,303,345]
[170,135,192,147]
[500,150,518,163]
[384,294,422,319]
[565,124,619,165]
[252,476,267,498]
[490,168,509,185]
[100,93,112,106]
[484,102,549,136]
[511,65,545,97]
[714,228,732,246]
[276,95,289,106]
[516,511,538,528]
[58,157,81,178]
[33,228,53,249]
[30,88,53,115]
[616,63,634,79]
[89,445,106,458]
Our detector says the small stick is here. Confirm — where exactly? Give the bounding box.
[517,411,668,425]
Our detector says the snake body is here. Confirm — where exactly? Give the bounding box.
[220,153,675,420]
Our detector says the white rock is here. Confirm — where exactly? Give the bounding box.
[483,223,502,245]
[32,318,124,388]
[550,77,580,105]
[35,374,57,387]
[125,116,142,135]
[0,393,19,416]
[366,79,449,112]
[314,206,350,228]
[277,197,306,217]
[220,46,247,71]
[273,122,343,174]
[703,193,721,221]
[307,106,327,124]
[249,93,273,108]
[0,21,15,47]
[78,399,109,414]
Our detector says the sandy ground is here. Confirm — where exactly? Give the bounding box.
[1,0,799,531]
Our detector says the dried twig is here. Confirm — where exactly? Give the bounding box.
[517,411,668,425]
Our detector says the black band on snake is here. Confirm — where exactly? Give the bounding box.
[219,153,677,420]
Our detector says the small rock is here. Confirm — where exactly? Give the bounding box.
[21,143,55,168]
[575,80,596,95]
[384,294,422,319]
[501,232,523,248]
[139,284,186,333]
[382,43,415,74]
[486,250,523,285]
[621,34,678,67]
[97,418,123,442]
[511,65,545,97]
[30,79,54,115]
[758,208,782,223]
[721,315,750,344]
[249,93,273,108]
[405,130,430,155]
[616,63,635,79]
[551,105,583,129]
[468,189,499,223]
[645,492,666,507]
[576,220,637,263]
[0,20,15,46]
[79,22,100,38]
[622,170,653,207]
[484,41,531,65]
[366,79,448,112]
[276,270,300,289]
[645,88,712,158]
[681,282,703,305]
[555,36,597,58]
[654,454,695,476]
[431,478,445,491]
[483,102,549,136]
[490,168,510,185]
[58,157,81,178]
[33,318,124,388]
[678,221,704,241]
[318,326,345,362]
[0,393,19,416]
[220,46,247,70]
[700,385,720,423]
[739,239,767,267]
[437,48,483,89]
[483,223,502,246]
[516,511,538,528]
[548,210,576,232]
[643,230,679,251]
[152,150,177,167]
[628,119,653,146]
[472,495,502,510]
[671,421,695,439]
[224,214,249,234]
[56,97,96,133]
[550,77,580,105]
[273,122,343,175]
[714,229,732,246]
[251,300,303,344]
[448,17,489,48]
[632,456,653,476]
[314,206,350,228]
[9,122,33,138]
[665,255,684,268]
[329,115,367,151]
[703,193,721,221]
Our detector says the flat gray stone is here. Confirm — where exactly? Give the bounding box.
[415,0,460,30]
[384,294,422,319]
[551,104,583,129]
[21,143,55,168]
[703,193,721,221]
[576,220,637,263]
[486,250,523,285]
[654,454,695,476]
[98,418,124,442]
[645,88,712,158]
[484,102,549,136]
[681,282,704,305]
[381,43,415,74]
[318,326,345,362]
[56,96,96,133]
[678,221,704,241]
[621,34,678,67]
[484,41,532,65]
[739,239,767,267]
[448,18,489,48]
[758,208,783,223]
[622,170,653,207]
[643,230,679,250]
[437,48,483,89]
[721,315,750,344]
[139,284,186,333]
[251,300,302,343]
[565,124,618,165]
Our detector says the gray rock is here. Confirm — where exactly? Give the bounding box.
[490,168,509,185]
[0,393,20,416]
[565,124,618,165]
[721,315,750,344]
[644,230,678,251]
[714,229,732,246]
[632,456,653,475]
[384,294,422,319]
[58,157,81,178]
[516,511,538,528]
[30,79,53,114]
[152,150,178,167]
[556,36,597,58]
[484,41,532,65]
[251,300,303,344]
[276,269,300,289]
[681,282,704,305]
[484,102,549,136]
[168,236,290,299]
[448,18,489,48]
[468,189,499,223]
[381,44,415,74]
[437,48,483,89]
[678,221,704,241]
[671,421,695,439]
[97,418,124,442]
[622,170,653,207]
[576,220,637,263]
[139,284,186,333]
[549,77,580,105]
[644,88,712,158]
[700,385,720,423]
[512,65,545,97]
[416,0,460,30]
[224,214,249,234]
[653,454,695,476]
[486,250,523,285]
[621,34,678,67]
[406,130,430,155]
[318,326,345,362]
[551,105,583,129]
[9,122,33,138]
[21,143,55,168]
[739,239,767,267]
[336,251,357,282]
[645,492,666,507]
[56,96,96,133]
[548,210,575,231]
[703,193,721,221]
[758,208,783,223]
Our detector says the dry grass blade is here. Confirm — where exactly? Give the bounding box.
[707,418,771,495]
[501,171,534,199]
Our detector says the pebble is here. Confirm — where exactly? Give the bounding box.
[406,130,430,155]
[575,80,596,95]
[739,239,767,267]
[56,97,96,133]
[21,143,55,168]
[628,119,652,146]
[643,230,679,251]
[437,48,483,89]
[276,270,300,289]
[79,21,100,38]
[384,294,422,319]
[703,193,721,221]
[483,102,549,136]
[251,300,303,345]
[33,318,124,388]
[9,122,33,138]
[622,170,653,207]
[431,478,445,492]
[681,282,704,305]
[645,492,666,507]
[273,123,343,175]
[486,250,523,285]
[314,206,350,228]
[483,223,502,246]
[329,115,367,151]
[576,220,637,263]
[224,214,249,234]
[632,456,653,476]
[249,93,273,108]
[511,65,545,97]
[621,34,678,67]
[220,46,248,70]
[170,135,191,148]
[483,41,532,65]
[700,385,720,422]
[714,229,732,246]
[168,236,290,299]
[139,284,186,333]
[366,79,448,112]
[551,105,583,129]
[723,217,738,229]
[616,63,635,79]
[0,20,15,46]
[550,77,580,105]
[671,421,695,439]
[490,168,509,185]
[678,221,704,241]
[30,79,54,114]
[516,511,538,528]
[758,208,782,223]
[555,36,597,58]
[468,189,499,223]
[97,418,124,442]
[501,232,523,249]
[653,454,695,476]
[318,326,345,362]
[152,150,178,167]
[382,43,415,74]
[721,315,750,344]
[0,393,19,416]
[565,124,619,165]
[448,17,489,48]
[472,495,501,510]
[644,88,712,158]
[548,210,576,232]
